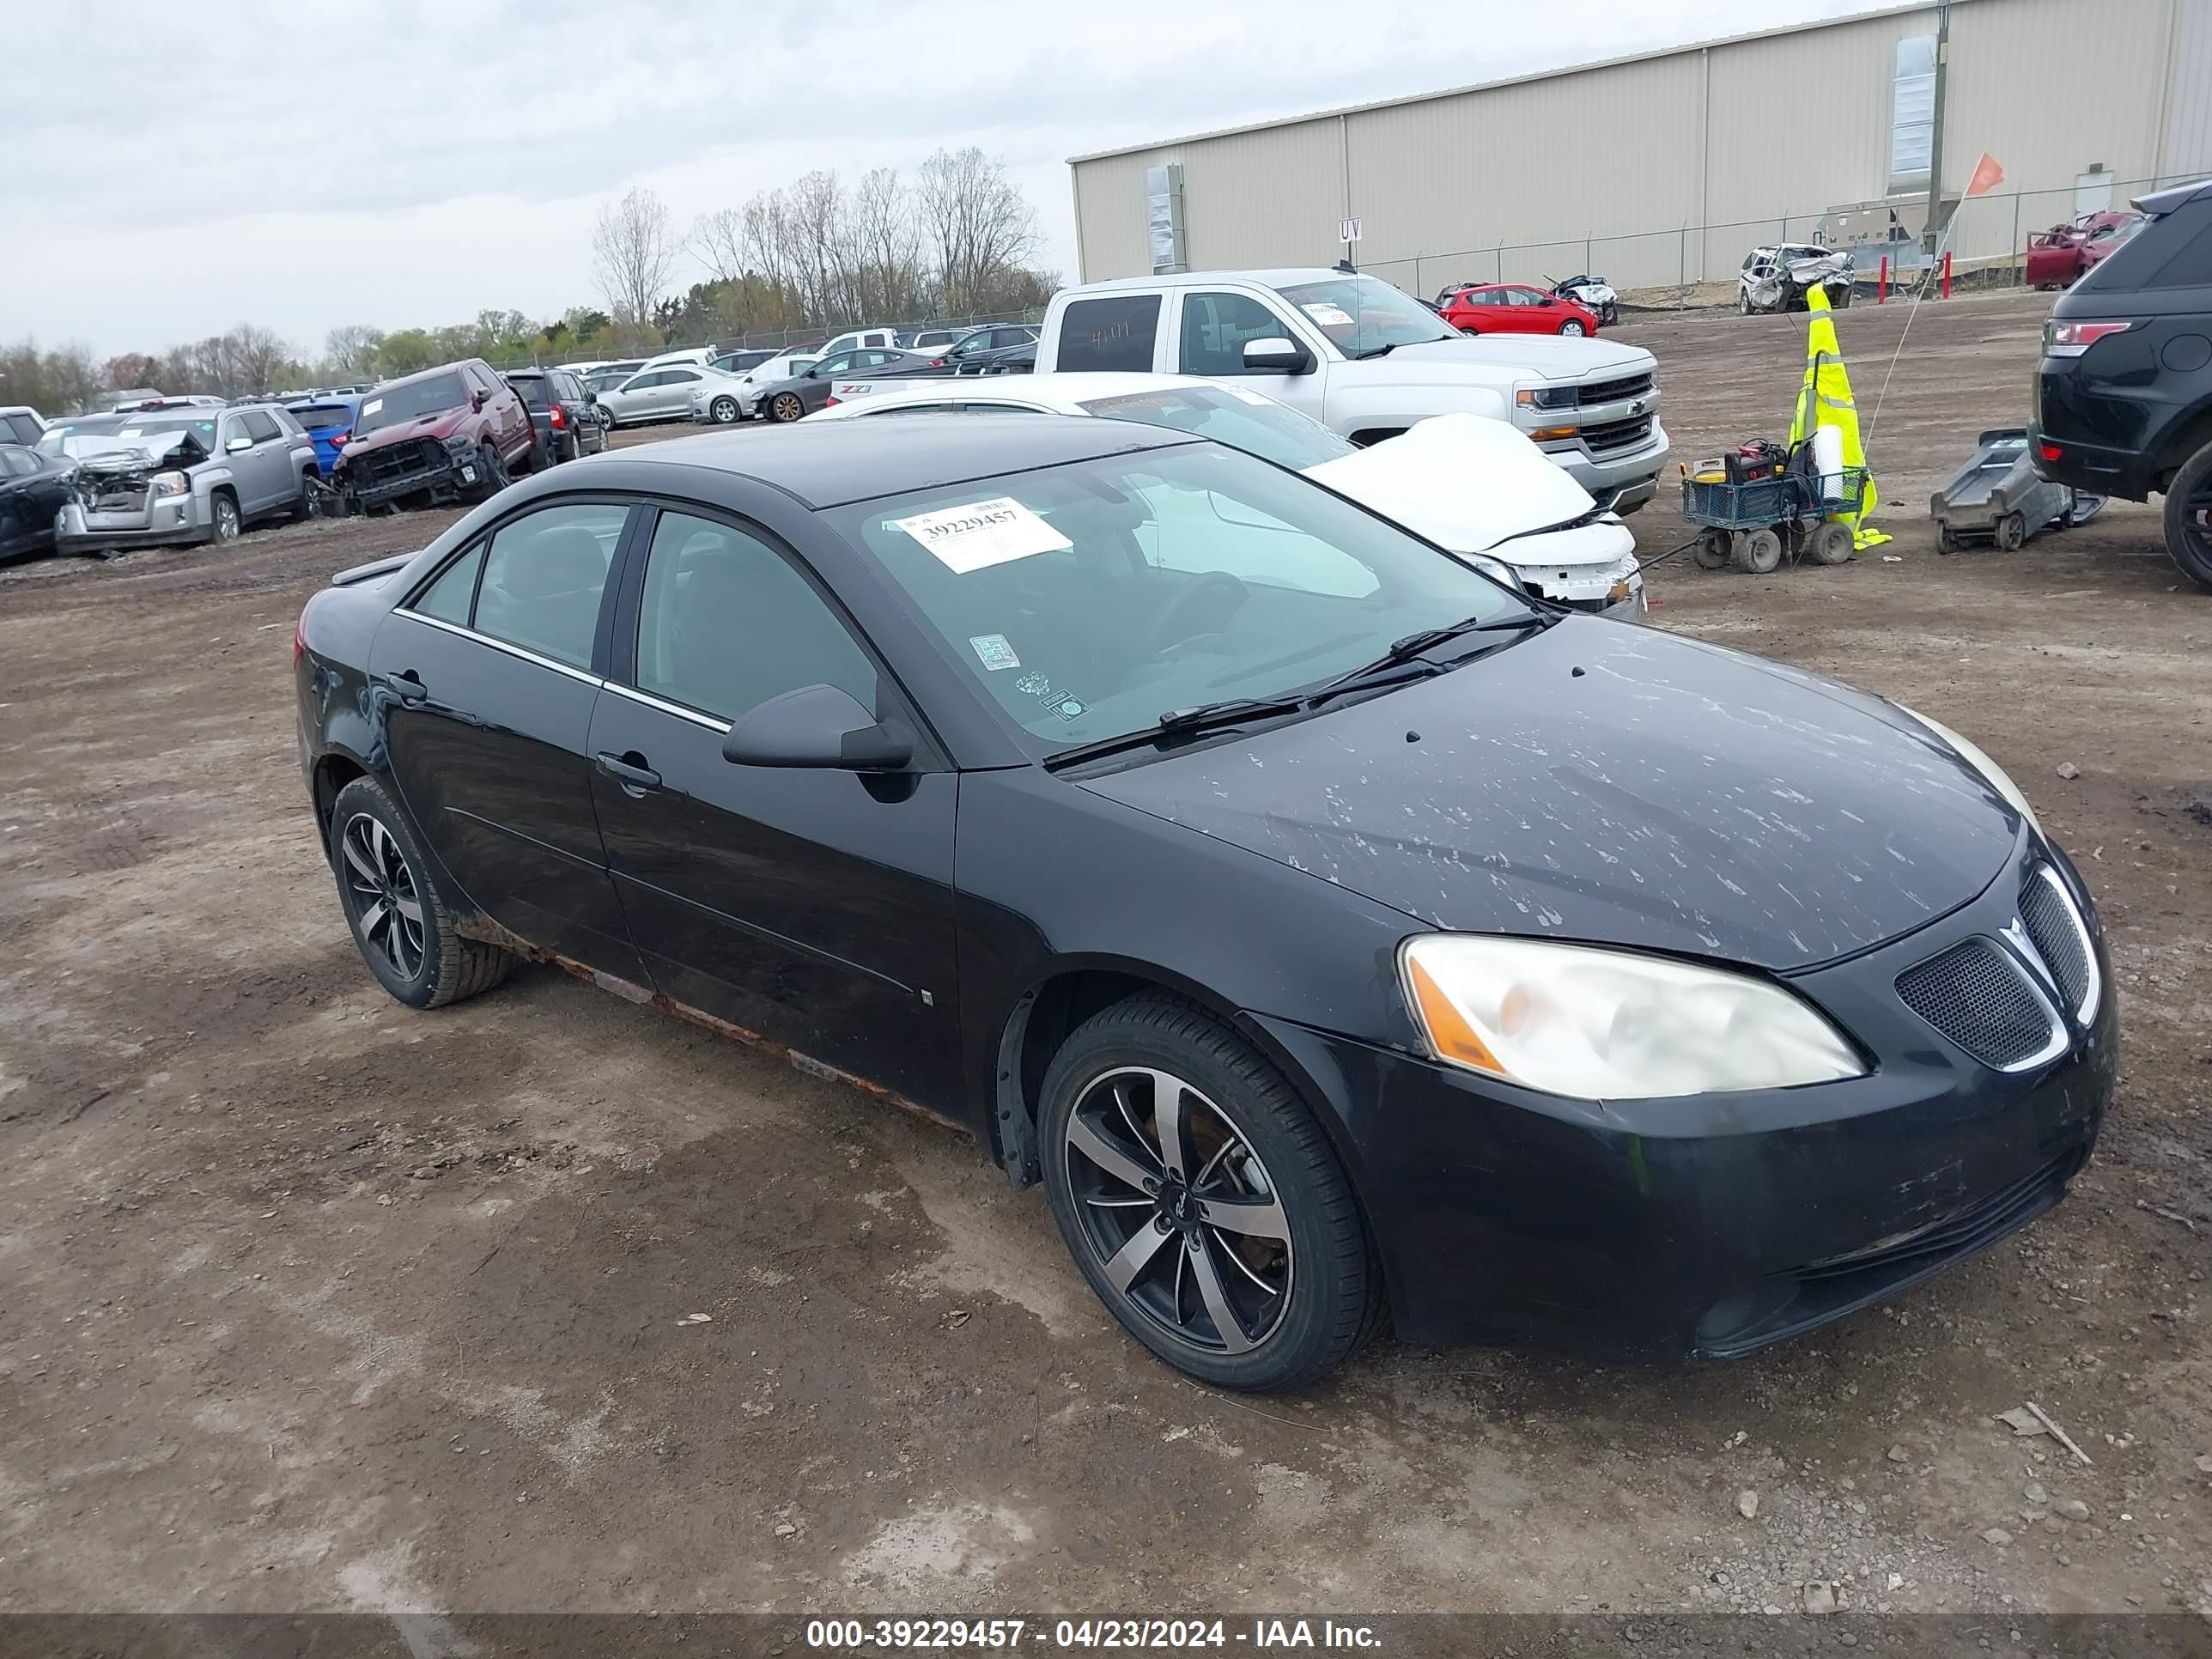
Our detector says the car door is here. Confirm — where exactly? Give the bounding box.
[368,498,647,981]
[239,409,293,511]
[1176,288,1301,378]
[655,369,704,419]
[0,447,40,556]
[586,506,962,1111]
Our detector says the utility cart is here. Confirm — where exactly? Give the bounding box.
[1683,453,1867,574]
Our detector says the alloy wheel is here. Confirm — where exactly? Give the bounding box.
[1561,320,1587,335]
[773,392,802,422]
[341,812,427,981]
[212,496,240,542]
[1061,1066,1292,1355]
[2180,477,2212,569]
[711,396,738,423]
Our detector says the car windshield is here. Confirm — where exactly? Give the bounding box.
[116,414,221,447]
[35,416,124,454]
[293,404,354,431]
[1271,275,1457,357]
[830,441,1530,756]
[1074,386,1357,472]
[357,373,467,435]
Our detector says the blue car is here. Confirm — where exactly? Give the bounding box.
[288,394,362,478]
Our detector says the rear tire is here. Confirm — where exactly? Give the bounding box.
[2160,440,2212,592]
[1694,528,1732,569]
[1994,511,2027,552]
[1038,994,1382,1392]
[329,775,515,1010]
[1733,527,1784,574]
[1808,520,1855,564]
[291,469,322,522]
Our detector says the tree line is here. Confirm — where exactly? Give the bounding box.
[0,148,1055,416]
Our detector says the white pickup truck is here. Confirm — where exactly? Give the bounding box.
[1033,268,1668,512]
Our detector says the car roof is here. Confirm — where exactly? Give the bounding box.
[831,371,1200,415]
[379,361,477,389]
[1063,268,1349,294]
[580,410,1194,509]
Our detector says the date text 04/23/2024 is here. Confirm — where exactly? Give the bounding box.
[803,1620,1382,1650]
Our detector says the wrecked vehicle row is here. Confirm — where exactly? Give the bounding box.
[34,403,321,556]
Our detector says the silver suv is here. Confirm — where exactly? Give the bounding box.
[47,402,321,555]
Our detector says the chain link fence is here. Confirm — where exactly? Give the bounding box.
[482,307,1047,374]
[1352,174,2196,310]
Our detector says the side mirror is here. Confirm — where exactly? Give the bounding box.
[585,391,599,404]
[1242,337,1310,374]
[226,435,252,453]
[1538,295,1556,306]
[470,390,488,412]
[721,684,913,771]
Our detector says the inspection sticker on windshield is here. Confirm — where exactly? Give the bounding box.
[893,496,1070,574]
[969,632,1021,671]
[1300,302,1355,327]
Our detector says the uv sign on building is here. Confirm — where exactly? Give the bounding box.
[1069,0,2212,298]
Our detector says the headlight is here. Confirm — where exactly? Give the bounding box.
[1515,386,1577,410]
[1399,935,1864,1099]
[150,471,189,497]
[1893,704,2042,842]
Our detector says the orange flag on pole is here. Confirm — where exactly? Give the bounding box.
[1966,153,2005,197]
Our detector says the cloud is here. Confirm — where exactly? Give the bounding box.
[3,0,1860,356]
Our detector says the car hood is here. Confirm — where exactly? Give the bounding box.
[1076,620,2019,971]
[344,410,469,454]
[1304,413,1603,558]
[1384,334,1652,384]
[64,430,207,472]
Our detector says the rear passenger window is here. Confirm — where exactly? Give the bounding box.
[1056,295,1160,372]
[2145,219,2212,288]
[8,414,43,444]
[241,410,281,442]
[633,511,876,722]
[414,544,485,626]
[471,502,629,669]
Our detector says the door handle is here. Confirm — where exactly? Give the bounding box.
[594,751,662,793]
[389,669,428,705]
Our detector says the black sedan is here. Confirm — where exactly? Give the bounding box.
[0,442,76,560]
[506,368,608,464]
[753,348,943,423]
[294,417,2114,1390]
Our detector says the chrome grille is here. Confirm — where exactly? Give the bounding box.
[1573,371,1655,407]
[1895,939,2058,1071]
[2020,867,2095,1019]
[1579,414,1655,453]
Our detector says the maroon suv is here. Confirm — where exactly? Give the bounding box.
[335,360,538,512]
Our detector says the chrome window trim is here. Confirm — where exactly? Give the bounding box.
[601,680,732,733]
[392,608,605,688]
[2029,864,2101,1027]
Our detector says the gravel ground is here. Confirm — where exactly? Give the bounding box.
[1,289,2207,1620]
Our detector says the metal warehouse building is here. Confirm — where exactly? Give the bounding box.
[1068,0,2212,298]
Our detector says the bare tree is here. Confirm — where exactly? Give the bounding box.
[782,171,848,325]
[592,187,679,325]
[916,148,1041,316]
[231,323,292,392]
[848,167,927,320]
[689,207,748,284]
[325,324,385,380]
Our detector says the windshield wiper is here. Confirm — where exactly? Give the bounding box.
[1310,612,1552,700]
[1353,342,1401,360]
[1042,696,1307,772]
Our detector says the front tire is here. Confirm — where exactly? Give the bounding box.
[769,392,805,423]
[709,395,739,424]
[1733,526,1784,573]
[1559,319,1587,336]
[329,775,514,1009]
[473,440,510,501]
[210,490,241,544]
[2160,441,2212,592]
[1038,994,1382,1391]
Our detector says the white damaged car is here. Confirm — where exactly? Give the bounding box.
[809,373,1645,617]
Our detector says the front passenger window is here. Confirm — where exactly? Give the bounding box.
[1178,291,1287,374]
[472,502,629,670]
[634,512,877,722]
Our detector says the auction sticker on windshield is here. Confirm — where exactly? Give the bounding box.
[894,497,1072,574]
[1301,302,1355,328]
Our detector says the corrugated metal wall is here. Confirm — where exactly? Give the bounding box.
[2160,0,2212,178]
[1071,0,2187,292]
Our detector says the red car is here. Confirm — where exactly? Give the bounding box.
[1438,283,1600,336]
[2025,210,2142,290]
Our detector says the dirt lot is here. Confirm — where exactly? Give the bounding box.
[2,289,2208,1620]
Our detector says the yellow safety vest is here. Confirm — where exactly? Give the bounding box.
[1787,284,1891,549]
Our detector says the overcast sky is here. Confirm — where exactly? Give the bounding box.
[6,0,1863,360]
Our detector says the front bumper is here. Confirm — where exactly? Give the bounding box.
[1498,544,1645,618]
[1255,843,2114,1359]
[340,437,484,510]
[55,494,209,554]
